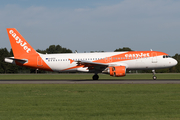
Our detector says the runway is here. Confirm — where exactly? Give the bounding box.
[0,79,180,84]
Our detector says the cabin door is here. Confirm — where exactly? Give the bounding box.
[37,56,43,66]
[152,52,157,63]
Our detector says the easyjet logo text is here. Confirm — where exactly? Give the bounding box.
[125,53,150,58]
[9,30,31,53]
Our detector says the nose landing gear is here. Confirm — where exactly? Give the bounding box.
[152,69,157,80]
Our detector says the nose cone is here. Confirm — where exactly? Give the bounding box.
[171,58,178,66]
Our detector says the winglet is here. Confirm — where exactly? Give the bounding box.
[6,28,37,57]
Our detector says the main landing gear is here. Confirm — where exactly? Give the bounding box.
[92,74,99,80]
[152,69,157,80]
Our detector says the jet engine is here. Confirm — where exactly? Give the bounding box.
[103,66,126,77]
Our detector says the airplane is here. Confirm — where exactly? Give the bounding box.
[5,28,178,80]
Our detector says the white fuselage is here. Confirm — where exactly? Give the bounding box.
[39,52,177,72]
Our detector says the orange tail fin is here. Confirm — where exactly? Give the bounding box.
[6,28,37,57]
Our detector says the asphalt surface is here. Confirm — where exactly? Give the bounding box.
[0,79,180,84]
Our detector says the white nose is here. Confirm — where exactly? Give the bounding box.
[171,59,178,66]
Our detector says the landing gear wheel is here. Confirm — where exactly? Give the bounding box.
[152,69,157,80]
[153,76,157,80]
[92,74,99,80]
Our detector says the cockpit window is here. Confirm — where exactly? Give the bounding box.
[163,55,171,58]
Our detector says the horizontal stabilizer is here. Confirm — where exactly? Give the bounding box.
[4,57,28,64]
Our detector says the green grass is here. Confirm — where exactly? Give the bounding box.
[0,84,180,120]
[0,73,180,80]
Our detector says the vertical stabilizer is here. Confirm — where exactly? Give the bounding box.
[6,28,37,57]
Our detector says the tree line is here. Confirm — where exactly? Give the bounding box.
[0,46,179,73]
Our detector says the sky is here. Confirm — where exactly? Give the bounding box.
[0,0,180,55]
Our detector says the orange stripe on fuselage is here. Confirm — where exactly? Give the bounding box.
[61,51,167,71]
[93,51,167,63]
[61,65,84,71]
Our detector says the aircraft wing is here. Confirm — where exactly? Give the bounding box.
[74,60,109,72]
[78,60,109,67]
[77,60,128,69]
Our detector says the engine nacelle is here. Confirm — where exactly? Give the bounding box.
[109,66,126,77]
